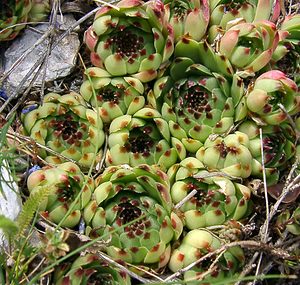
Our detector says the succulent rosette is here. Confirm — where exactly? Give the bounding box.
[276,207,300,236]
[0,0,50,41]
[21,92,105,167]
[83,164,183,268]
[28,0,50,22]
[80,67,145,123]
[168,157,251,230]
[208,0,280,41]
[168,229,244,273]
[27,162,94,228]
[272,14,300,83]
[164,0,210,42]
[0,0,32,41]
[246,70,300,125]
[152,60,246,153]
[218,19,279,77]
[183,267,237,285]
[54,254,131,285]
[196,131,253,178]
[84,0,174,82]
[238,120,296,185]
[106,108,186,170]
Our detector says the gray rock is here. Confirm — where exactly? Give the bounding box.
[3,14,80,97]
[0,160,22,248]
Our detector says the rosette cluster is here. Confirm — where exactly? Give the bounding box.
[18,0,300,282]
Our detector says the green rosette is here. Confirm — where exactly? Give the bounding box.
[196,131,253,179]
[83,164,183,269]
[106,107,186,170]
[54,254,131,285]
[152,61,246,153]
[27,162,94,228]
[21,92,105,168]
[84,0,174,82]
[239,120,296,185]
[168,157,252,230]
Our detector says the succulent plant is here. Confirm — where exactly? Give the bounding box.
[27,162,94,228]
[164,0,210,42]
[106,108,186,170]
[246,70,300,125]
[196,131,253,178]
[238,120,296,185]
[183,267,237,285]
[271,14,300,84]
[84,0,174,82]
[208,0,280,41]
[0,0,33,41]
[168,157,251,230]
[80,67,145,123]
[28,0,50,22]
[83,164,183,268]
[152,60,246,153]
[0,0,49,41]
[276,207,300,236]
[54,254,131,285]
[218,19,279,77]
[168,229,244,273]
[21,92,105,168]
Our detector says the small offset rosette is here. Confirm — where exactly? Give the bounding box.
[218,19,279,77]
[83,164,183,269]
[21,92,105,168]
[208,0,280,42]
[168,229,245,277]
[239,120,296,185]
[0,0,50,41]
[54,254,131,285]
[27,162,94,228]
[246,70,300,125]
[196,131,253,179]
[168,157,252,230]
[106,108,186,170]
[164,0,210,42]
[80,67,145,123]
[84,0,174,82]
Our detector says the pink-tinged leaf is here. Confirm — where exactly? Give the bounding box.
[90,52,104,68]
[162,33,174,62]
[277,31,290,44]
[84,27,98,51]
[219,29,240,57]
[117,0,143,8]
[201,0,210,23]
[258,70,287,80]
[132,69,158,83]
[271,0,280,22]
[95,6,112,19]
